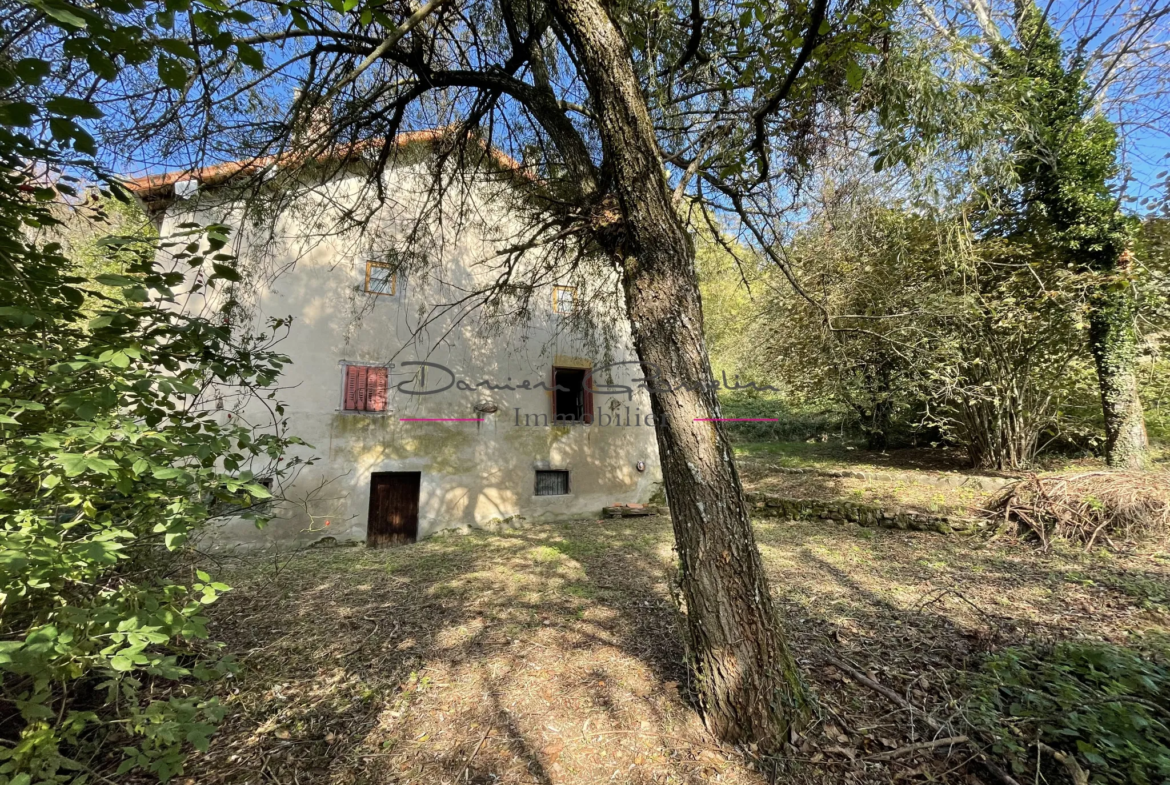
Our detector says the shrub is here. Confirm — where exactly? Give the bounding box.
[0,4,308,778]
[718,394,848,443]
[0,180,298,781]
[963,641,1170,784]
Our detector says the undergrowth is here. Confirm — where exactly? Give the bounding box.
[963,641,1170,784]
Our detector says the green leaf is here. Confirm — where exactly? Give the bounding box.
[211,263,241,282]
[158,56,189,90]
[236,43,264,69]
[55,453,88,477]
[94,273,139,286]
[34,0,88,28]
[45,96,103,119]
[14,58,52,86]
[0,101,37,127]
[157,38,198,60]
[846,60,864,90]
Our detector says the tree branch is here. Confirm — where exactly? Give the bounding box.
[748,0,829,181]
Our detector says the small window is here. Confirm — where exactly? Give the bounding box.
[535,470,570,496]
[553,285,576,315]
[365,261,397,296]
[343,365,389,412]
[552,366,592,424]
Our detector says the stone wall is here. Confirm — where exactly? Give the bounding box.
[758,465,1013,492]
[747,492,982,535]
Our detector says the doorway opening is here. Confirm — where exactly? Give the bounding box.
[367,472,420,547]
[552,366,592,424]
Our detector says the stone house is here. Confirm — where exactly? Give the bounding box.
[128,134,663,547]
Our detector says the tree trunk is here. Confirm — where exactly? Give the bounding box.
[549,0,810,750]
[863,399,892,451]
[1088,284,1147,468]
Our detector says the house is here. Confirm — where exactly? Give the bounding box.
[127,133,664,548]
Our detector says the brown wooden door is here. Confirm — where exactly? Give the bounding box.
[367,472,420,547]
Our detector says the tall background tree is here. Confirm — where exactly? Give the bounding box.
[983,1,1145,466]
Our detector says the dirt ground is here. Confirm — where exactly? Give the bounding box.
[186,516,1170,785]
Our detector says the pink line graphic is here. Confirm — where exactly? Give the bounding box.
[694,418,780,422]
[400,417,484,422]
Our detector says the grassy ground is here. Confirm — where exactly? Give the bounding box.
[187,515,1170,785]
[733,442,999,514]
[733,441,979,473]
[734,440,1170,515]
[733,439,1170,475]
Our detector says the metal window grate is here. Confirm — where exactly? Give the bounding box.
[534,470,570,496]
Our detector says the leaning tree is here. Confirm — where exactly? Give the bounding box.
[31,0,895,748]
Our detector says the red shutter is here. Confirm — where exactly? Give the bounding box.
[369,368,388,412]
[355,365,369,411]
[550,366,558,421]
[344,366,359,410]
[583,366,594,424]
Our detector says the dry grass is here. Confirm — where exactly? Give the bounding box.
[181,516,1170,785]
[987,471,1170,549]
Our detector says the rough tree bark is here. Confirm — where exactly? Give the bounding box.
[550,0,811,748]
[1088,269,1148,469]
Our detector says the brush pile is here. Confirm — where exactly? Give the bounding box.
[986,471,1170,548]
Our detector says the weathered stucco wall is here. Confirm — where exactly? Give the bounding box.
[156,158,663,548]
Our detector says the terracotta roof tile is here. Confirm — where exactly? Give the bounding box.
[122,129,528,202]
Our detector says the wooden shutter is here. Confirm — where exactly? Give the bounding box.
[368,368,388,412]
[344,366,359,410]
[354,365,369,411]
[583,367,594,424]
[550,366,558,420]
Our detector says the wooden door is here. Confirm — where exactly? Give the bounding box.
[367,472,420,547]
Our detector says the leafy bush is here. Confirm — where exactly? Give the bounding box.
[718,393,848,443]
[0,3,305,780]
[0,180,299,781]
[964,641,1170,784]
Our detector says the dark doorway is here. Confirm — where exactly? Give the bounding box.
[552,367,592,423]
[367,472,420,547]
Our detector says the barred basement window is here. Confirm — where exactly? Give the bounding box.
[534,470,570,496]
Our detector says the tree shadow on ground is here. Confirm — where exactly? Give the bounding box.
[189,520,744,785]
[186,516,1170,785]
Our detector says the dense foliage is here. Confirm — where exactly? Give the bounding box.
[0,196,293,782]
[965,641,1170,784]
[696,0,1170,467]
[0,4,299,780]
[700,195,1116,468]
